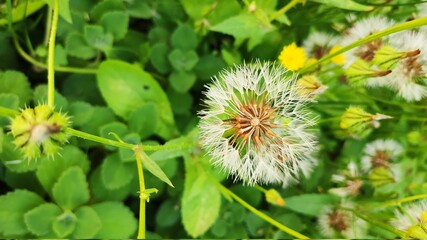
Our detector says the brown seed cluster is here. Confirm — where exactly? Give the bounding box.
[356,39,383,62]
[328,211,349,232]
[226,94,280,150]
[372,150,391,168]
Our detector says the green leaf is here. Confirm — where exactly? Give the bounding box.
[68,101,95,126]
[97,60,177,139]
[90,166,131,201]
[310,0,373,11]
[72,206,102,239]
[36,145,90,194]
[101,153,135,189]
[33,84,69,110]
[0,135,38,172]
[284,194,339,216]
[124,1,151,19]
[194,54,226,81]
[0,0,46,25]
[52,211,77,238]
[210,14,274,49]
[90,0,125,21]
[155,199,180,228]
[0,190,44,237]
[169,71,196,93]
[150,42,171,74]
[92,202,137,238]
[65,33,97,60]
[167,89,193,115]
[171,24,198,50]
[54,44,68,67]
[100,11,129,40]
[135,146,174,187]
[168,49,199,71]
[99,121,128,150]
[0,93,19,111]
[84,25,114,51]
[0,70,32,105]
[44,0,73,23]
[52,167,90,210]
[229,185,262,207]
[24,203,61,237]
[182,153,221,237]
[118,133,141,162]
[128,103,158,140]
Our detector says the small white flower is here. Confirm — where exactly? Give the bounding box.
[198,61,317,186]
[329,162,363,197]
[342,16,395,67]
[318,202,368,238]
[361,139,403,172]
[391,200,427,238]
[382,30,427,102]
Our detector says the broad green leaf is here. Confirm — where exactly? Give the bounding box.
[128,103,158,140]
[97,60,177,139]
[155,199,180,227]
[90,166,131,201]
[101,153,135,189]
[80,106,115,136]
[310,0,373,11]
[150,42,171,74]
[210,14,274,49]
[182,152,221,237]
[52,167,90,210]
[90,0,125,21]
[100,11,129,40]
[36,145,90,193]
[167,89,193,115]
[65,33,97,60]
[72,206,102,239]
[148,27,170,43]
[169,70,196,93]
[180,0,215,20]
[92,202,137,238]
[168,49,199,71]
[124,0,151,19]
[230,185,262,207]
[68,101,95,126]
[0,190,44,236]
[136,146,174,187]
[24,203,61,237]
[284,194,339,216]
[194,54,226,81]
[44,0,72,23]
[0,0,46,25]
[0,135,37,173]
[171,24,198,50]
[0,93,19,112]
[84,25,114,51]
[61,74,103,104]
[54,44,68,66]
[52,211,77,238]
[0,70,32,105]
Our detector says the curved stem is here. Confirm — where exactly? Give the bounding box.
[270,0,303,21]
[300,16,427,73]
[134,146,146,239]
[218,184,309,239]
[47,0,59,107]
[364,193,427,211]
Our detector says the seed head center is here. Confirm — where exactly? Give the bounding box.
[251,117,260,126]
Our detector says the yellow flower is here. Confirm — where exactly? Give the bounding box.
[279,42,307,71]
[329,45,346,65]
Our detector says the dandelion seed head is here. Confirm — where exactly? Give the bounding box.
[391,200,427,238]
[198,61,317,186]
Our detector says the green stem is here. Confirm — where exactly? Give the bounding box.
[218,184,309,239]
[365,193,427,211]
[0,106,19,117]
[341,207,406,237]
[134,145,146,239]
[66,128,134,149]
[47,0,59,108]
[300,16,427,73]
[13,36,98,74]
[270,0,303,21]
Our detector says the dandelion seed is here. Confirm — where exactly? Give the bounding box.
[198,61,317,186]
[361,139,403,172]
[391,200,427,239]
[278,43,307,71]
[318,202,367,238]
[303,32,340,60]
[340,106,392,138]
[329,162,363,197]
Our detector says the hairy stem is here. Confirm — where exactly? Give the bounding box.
[218,184,309,239]
[47,0,59,107]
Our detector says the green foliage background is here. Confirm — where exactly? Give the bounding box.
[0,0,426,238]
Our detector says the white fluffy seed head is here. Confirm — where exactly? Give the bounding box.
[391,200,427,235]
[361,139,403,172]
[198,61,318,186]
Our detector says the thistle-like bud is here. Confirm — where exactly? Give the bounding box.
[296,75,328,97]
[340,106,392,138]
[265,189,285,206]
[10,105,70,159]
[345,59,391,86]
